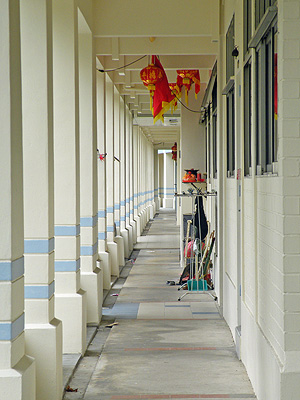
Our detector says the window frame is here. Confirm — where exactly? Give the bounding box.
[226,87,235,177]
[244,59,252,176]
[255,19,278,175]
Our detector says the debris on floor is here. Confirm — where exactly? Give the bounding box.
[105,322,119,328]
[65,385,78,392]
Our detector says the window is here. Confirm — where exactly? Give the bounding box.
[227,87,235,177]
[244,61,252,176]
[244,0,252,56]
[212,80,217,179]
[256,22,278,174]
[226,17,235,82]
[225,16,235,178]
[255,0,276,28]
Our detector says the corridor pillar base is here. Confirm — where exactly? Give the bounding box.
[126,225,134,253]
[55,290,87,354]
[114,236,125,267]
[98,252,111,290]
[130,220,137,245]
[149,204,154,219]
[81,267,102,324]
[0,355,35,400]
[25,319,62,400]
[107,242,119,277]
[120,229,130,258]
[136,215,142,237]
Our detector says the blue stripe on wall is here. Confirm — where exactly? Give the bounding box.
[120,216,126,222]
[106,207,114,213]
[120,200,125,206]
[98,232,106,240]
[55,259,80,272]
[24,281,55,299]
[80,215,97,227]
[0,313,24,341]
[98,210,106,218]
[107,226,114,232]
[55,225,80,236]
[0,258,24,281]
[80,242,98,256]
[24,238,55,254]
[114,204,120,210]
[115,221,120,227]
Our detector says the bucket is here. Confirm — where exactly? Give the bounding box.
[187,279,208,291]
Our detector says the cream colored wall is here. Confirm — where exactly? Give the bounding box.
[216,0,300,399]
[92,0,218,37]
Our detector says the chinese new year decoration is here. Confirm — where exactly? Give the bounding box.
[140,62,164,111]
[140,56,175,123]
[176,70,200,105]
[169,83,181,113]
[171,142,177,161]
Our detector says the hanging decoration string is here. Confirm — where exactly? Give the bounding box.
[170,89,202,113]
[97,55,147,73]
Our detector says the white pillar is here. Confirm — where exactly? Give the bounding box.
[120,100,130,257]
[78,11,102,324]
[53,0,87,354]
[0,1,36,397]
[125,108,134,252]
[114,89,125,267]
[158,153,164,208]
[96,63,111,290]
[105,75,119,277]
[154,150,160,212]
[20,0,62,398]
[163,152,175,208]
[133,126,140,235]
[129,123,137,244]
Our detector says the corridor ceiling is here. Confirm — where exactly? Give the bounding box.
[94,0,218,148]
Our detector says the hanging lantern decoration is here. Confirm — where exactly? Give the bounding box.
[171,142,177,161]
[169,83,181,113]
[176,70,200,105]
[140,63,164,111]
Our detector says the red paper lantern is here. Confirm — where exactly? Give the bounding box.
[176,69,200,105]
[140,63,164,110]
[171,142,177,161]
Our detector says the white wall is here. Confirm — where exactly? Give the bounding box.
[211,1,300,399]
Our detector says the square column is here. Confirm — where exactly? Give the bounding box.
[53,0,87,354]
[78,11,102,325]
[125,108,134,251]
[154,150,160,212]
[120,99,130,257]
[114,89,125,267]
[0,1,35,397]
[20,0,63,398]
[105,75,119,277]
[96,63,112,290]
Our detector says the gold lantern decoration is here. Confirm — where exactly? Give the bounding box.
[140,63,164,110]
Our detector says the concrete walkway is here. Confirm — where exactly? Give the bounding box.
[64,209,256,400]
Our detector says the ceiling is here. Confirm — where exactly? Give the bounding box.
[94,0,218,148]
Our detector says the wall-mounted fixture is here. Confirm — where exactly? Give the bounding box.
[232,46,239,58]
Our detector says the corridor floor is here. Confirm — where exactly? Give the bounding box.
[64,209,257,400]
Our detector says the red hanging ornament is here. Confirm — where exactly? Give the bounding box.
[176,70,200,105]
[140,62,164,111]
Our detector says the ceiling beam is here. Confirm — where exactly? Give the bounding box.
[97,55,217,71]
[95,36,218,56]
[93,0,218,38]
